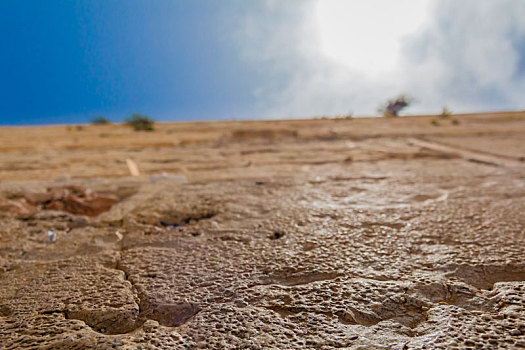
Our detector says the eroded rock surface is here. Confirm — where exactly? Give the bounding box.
[0,114,525,348]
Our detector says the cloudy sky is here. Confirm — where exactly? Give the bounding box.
[1,0,524,124]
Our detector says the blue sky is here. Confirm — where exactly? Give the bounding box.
[1,0,524,125]
[0,1,261,125]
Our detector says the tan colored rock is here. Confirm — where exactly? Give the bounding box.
[0,198,37,216]
[1,113,525,348]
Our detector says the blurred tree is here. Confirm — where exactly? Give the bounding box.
[125,113,155,131]
[381,95,412,117]
[91,116,111,125]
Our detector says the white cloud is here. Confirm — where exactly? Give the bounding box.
[236,0,525,117]
[401,0,525,113]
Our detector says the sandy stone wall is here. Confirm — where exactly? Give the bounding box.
[0,112,524,348]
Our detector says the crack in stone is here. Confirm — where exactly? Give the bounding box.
[114,250,201,330]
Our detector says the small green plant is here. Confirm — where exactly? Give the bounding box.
[440,106,451,119]
[451,118,460,125]
[91,116,111,125]
[125,113,155,131]
[431,119,440,126]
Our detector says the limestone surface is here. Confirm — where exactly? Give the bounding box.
[0,113,524,349]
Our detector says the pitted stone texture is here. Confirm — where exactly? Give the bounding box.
[0,313,110,350]
[0,252,140,338]
[407,304,525,349]
[118,243,266,316]
[105,164,524,348]
[489,282,525,316]
[1,128,525,348]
